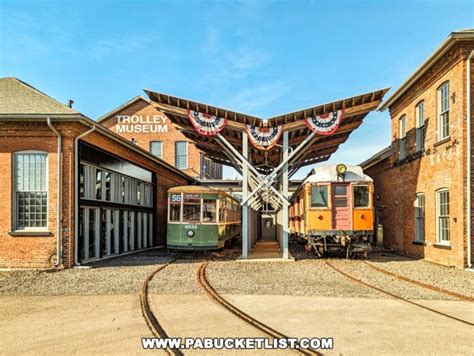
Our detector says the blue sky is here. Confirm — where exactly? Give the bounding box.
[1,0,473,178]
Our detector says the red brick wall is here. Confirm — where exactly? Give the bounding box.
[0,120,192,269]
[366,42,474,268]
[100,99,205,178]
[0,122,60,268]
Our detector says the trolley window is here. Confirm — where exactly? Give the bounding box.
[219,198,227,223]
[202,199,217,223]
[311,185,328,208]
[183,194,201,222]
[169,194,181,222]
[354,186,370,208]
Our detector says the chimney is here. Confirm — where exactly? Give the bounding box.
[67,99,74,108]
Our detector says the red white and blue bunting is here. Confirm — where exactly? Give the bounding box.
[247,125,283,151]
[187,110,227,136]
[304,109,346,136]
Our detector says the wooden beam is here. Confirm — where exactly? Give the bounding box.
[282,100,380,132]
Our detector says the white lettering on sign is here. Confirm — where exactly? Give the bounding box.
[115,115,169,133]
[185,224,198,229]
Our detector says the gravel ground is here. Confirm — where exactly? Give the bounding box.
[148,259,203,295]
[1,243,473,301]
[368,251,474,298]
[0,249,172,296]
[206,259,383,298]
[327,258,463,301]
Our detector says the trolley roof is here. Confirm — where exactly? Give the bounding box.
[304,164,373,183]
[144,88,389,174]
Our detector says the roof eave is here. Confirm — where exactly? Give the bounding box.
[76,117,196,183]
[379,31,474,111]
[96,95,150,123]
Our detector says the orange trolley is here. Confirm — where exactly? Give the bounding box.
[289,164,374,258]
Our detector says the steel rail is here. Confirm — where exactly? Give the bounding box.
[362,260,474,302]
[197,262,322,356]
[140,257,183,356]
[324,261,473,327]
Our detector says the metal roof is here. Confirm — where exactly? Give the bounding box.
[144,87,389,174]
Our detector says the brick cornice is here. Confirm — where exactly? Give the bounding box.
[389,42,473,118]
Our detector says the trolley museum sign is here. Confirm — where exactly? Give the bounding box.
[115,114,169,133]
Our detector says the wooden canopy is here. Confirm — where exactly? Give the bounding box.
[144,88,389,174]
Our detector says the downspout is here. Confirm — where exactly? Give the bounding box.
[467,50,474,269]
[46,118,62,267]
[74,125,96,266]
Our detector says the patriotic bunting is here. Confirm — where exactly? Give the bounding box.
[187,110,227,136]
[247,125,283,151]
[305,109,346,136]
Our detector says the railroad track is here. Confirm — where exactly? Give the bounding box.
[140,257,183,356]
[324,260,473,327]
[362,260,474,302]
[197,261,321,356]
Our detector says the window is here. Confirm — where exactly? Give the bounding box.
[311,185,328,208]
[333,185,348,207]
[95,169,103,200]
[399,115,406,160]
[219,199,227,222]
[438,82,450,140]
[182,193,200,222]
[150,141,163,159]
[415,193,425,242]
[415,102,425,152]
[169,193,181,222]
[14,152,48,230]
[202,199,217,222]
[105,171,112,201]
[354,186,370,208]
[175,141,188,169]
[436,189,450,244]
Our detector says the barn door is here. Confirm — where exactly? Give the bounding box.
[332,184,351,230]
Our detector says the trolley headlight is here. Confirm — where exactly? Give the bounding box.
[336,164,347,175]
[186,230,195,238]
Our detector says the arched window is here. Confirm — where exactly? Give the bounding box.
[13,151,48,231]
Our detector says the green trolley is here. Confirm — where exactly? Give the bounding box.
[167,185,241,250]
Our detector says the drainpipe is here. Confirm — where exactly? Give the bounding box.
[74,125,97,266]
[467,51,474,269]
[46,118,62,267]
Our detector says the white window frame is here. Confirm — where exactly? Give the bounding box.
[435,188,450,245]
[399,115,406,160]
[13,151,49,232]
[175,141,188,169]
[150,141,163,159]
[437,82,450,141]
[415,101,425,152]
[414,193,425,242]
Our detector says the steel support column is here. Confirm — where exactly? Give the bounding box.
[282,131,289,259]
[241,131,249,259]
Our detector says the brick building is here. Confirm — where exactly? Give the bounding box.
[0,77,193,268]
[98,96,222,179]
[361,30,474,268]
